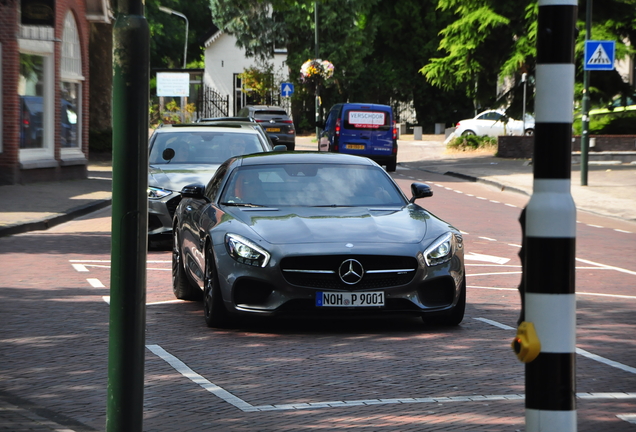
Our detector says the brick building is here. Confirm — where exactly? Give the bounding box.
[0,0,109,185]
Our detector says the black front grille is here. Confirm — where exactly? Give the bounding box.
[281,255,417,290]
[166,195,182,218]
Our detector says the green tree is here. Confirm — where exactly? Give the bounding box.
[420,0,636,117]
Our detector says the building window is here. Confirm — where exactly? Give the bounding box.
[19,53,45,149]
[61,12,83,150]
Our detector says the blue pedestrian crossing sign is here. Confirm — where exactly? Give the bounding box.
[281,82,294,97]
[584,40,615,71]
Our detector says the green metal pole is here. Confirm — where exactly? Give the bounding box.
[314,1,320,142]
[581,0,592,186]
[106,0,149,430]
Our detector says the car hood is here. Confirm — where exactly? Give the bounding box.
[228,206,433,244]
[149,164,220,192]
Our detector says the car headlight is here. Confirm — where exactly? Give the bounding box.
[148,186,172,199]
[225,233,271,268]
[423,232,460,266]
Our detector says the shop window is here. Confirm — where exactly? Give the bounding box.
[19,54,45,149]
[61,12,83,150]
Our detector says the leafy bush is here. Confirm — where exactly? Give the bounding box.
[447,135,497,151]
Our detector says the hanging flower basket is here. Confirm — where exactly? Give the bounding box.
[300,59,334,83]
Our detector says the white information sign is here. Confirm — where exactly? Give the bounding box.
[348,111,385,128]
[156,72,190,97]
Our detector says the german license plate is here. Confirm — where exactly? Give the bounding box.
[345,144,365,150]
[316,291,385,307]
[266,127,281,132]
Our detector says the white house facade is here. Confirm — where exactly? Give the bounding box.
[203,30,289,116]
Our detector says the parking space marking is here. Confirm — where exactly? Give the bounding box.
[146,344,258,412]
[146,344,636,413]
[71,264,88,272]
[475,318,636,375]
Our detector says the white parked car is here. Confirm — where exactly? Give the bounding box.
[454,110,534,137]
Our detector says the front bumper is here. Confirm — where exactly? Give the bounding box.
[212,241,464,318]
[148,193,182,237]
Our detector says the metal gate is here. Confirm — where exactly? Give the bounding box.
[199,85,229,119]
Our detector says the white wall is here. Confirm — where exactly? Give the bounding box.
[204,32,288,115]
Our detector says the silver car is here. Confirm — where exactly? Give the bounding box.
[147,124,273,243]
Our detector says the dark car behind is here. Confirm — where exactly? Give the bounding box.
[237,105,296,151]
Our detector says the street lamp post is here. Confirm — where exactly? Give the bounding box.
[159,6,189,122]
[158,6,188,69]
[522,73,527,135]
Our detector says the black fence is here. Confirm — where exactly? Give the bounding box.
[200,85,229,119]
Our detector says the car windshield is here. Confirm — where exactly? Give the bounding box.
[220,163,406,207]
[149,131,263,165]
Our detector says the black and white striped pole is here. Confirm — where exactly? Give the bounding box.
[513,0,578,431]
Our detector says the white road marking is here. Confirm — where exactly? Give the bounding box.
[490,200,500,203]
[87,278,105,288]
[587,224,603,228]
[468,271,522,277]
[477,236,497,242]
[476,197,487,200]
[617,414,636,424]
[71,264,88,272]
[474,317,515,330]
[576,258,636,276]
[476,318,636,375]
[454,190,463,194]
[508,243,522,248]
[102,296,110,304]
[146,344,636,412]
[505,204,518,208]
[465,253,510,265]
[468,285,636,299]
[466,193,474,197]
[147,299,186,305]
[614,229,632,234]
[146,344,257,412]
[577,348,636,374]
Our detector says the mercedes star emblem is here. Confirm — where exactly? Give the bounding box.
[338,259,364,285]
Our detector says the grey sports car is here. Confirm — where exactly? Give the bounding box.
[172,152,466,327]
[147,124,274,243]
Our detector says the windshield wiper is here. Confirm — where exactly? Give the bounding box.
[220,202,265,207]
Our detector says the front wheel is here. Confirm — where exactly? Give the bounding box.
[203,243,229,328]
[461,130,476,136]
[524,128,534,136]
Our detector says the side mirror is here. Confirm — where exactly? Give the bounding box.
[273,145,287,152]
[316,120,325,129]
[180,184,206,200]
[409,182,433,203]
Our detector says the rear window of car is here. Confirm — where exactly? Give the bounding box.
[149,131,264,165]
[254,110,288,116]
[343,110,390,130]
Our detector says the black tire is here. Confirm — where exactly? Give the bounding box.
[461,130,476,136]
[386,157,397,172]
[203,243,229,328]
[172,230,202,300]
[427,276,466,326]
[524,128,534,136]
